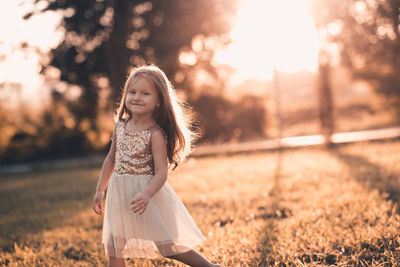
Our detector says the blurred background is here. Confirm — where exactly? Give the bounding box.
[1,0,399,165]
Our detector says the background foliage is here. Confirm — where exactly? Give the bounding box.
[310,0,400,116]
[0,0,270,164]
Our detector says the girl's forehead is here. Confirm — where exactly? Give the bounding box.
[128,75,156,90]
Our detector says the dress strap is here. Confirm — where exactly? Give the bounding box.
[147,124,161,132]
[110,120,121,141]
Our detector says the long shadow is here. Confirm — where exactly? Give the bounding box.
[325,146,400,264]
[251,144,400,266]
[252,148,289,266]
[329,147,400,207]
[0,166,100,252]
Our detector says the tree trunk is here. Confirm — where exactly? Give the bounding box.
[103,0,132,105]
[317,54,335,147]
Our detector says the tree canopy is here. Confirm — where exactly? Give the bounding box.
[310,0,400,114]
[24,0,237,130]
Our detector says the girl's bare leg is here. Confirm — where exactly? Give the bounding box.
[166,249,220,267]
[108,256,126,267]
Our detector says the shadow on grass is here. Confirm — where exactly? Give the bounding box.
[329,146,400,208]
[325,146,400,265]
[252,149,289,266]
[0,166,100,252]
[253,144,400,266]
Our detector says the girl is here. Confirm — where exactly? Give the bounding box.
[92,65,220,267]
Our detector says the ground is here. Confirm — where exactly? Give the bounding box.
[1,139,400,266]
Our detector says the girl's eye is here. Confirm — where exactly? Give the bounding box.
[144,92,150,95]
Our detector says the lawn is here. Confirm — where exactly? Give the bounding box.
[1,140,400,266]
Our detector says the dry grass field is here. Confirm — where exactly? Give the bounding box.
[1,139,400,266]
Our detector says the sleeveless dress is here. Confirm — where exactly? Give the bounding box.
[101,120,206,259]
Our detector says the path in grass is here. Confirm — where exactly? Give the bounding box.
[1,140,400,266]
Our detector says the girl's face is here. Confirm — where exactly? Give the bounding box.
[125,76,159,117]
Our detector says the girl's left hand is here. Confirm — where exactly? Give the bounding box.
[130,191,151,215]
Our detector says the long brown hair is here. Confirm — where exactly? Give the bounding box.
[115,65,197,167]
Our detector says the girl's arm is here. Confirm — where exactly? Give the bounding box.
[130,129,168,214]
[144,129,168,197]
[93,126,117,215]
[95,128,117,192]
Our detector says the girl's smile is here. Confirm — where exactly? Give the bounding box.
[130,102,144,107]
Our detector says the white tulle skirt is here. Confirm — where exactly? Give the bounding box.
[101,172,206,259]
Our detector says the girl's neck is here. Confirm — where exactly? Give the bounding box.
[128,114,155,127]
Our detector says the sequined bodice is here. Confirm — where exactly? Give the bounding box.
[113,120,157,175]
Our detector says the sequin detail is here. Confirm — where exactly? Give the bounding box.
[113,121,157,175]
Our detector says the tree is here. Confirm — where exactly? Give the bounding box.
[310,0,400,116]
[317,51,335,146]
[24,0,237,132]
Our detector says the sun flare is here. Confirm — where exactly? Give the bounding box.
[214,0,319,83]
[0,0,62,105]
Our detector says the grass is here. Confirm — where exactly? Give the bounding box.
[1,139,400,266]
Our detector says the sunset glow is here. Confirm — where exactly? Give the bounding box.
[214,0,319,83]
[0,0,320,103]
[0,0,62,104]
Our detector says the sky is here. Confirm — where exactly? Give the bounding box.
[214,0,319,84]
[0,0,63,105]
[0,0,319,105]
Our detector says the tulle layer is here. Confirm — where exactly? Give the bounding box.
[101,172,206,259]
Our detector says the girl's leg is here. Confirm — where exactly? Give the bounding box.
[108,256,126,267]
[165,249,220,267]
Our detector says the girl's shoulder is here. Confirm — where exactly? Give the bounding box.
[148,124,165,135]
[115,118,128,127]
[111,119,124,141]
[112,119,126,135]
[149,124,168,143]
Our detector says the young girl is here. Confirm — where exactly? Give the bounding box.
[92,65,220,267]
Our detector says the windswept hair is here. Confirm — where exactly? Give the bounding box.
[115,64,198,168]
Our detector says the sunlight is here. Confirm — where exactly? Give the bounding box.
[214,0,319,84]
[0,0,62,105]
[0,0,320,102]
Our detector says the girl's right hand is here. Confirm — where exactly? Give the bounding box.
[92,191,105,215]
